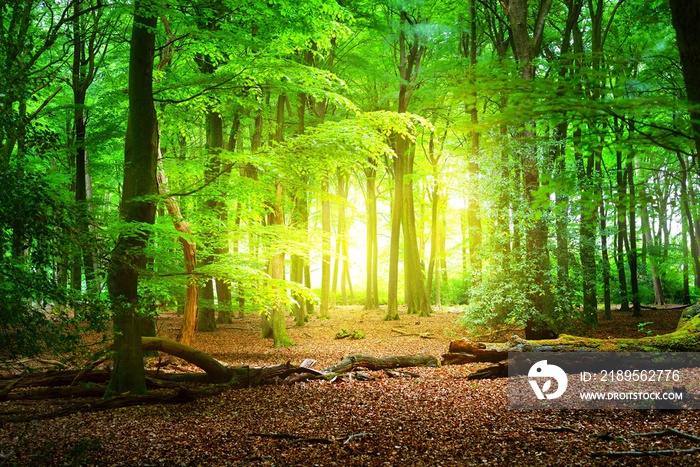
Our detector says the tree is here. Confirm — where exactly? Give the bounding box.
[105,0,159,396]
[502,0,555,338]
[386,8,430,320]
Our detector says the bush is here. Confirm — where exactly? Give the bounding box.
[0,167,107,360]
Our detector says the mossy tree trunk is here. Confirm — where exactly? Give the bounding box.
[444,306,700,372]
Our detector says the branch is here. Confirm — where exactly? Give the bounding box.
[532,0,554,54]
[27,86,63,121]
[152,68,249,104]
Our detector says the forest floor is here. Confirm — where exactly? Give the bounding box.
[2,305,700,466]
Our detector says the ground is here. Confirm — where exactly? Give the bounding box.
[2,305,700,466]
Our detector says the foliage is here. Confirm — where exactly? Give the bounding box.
[0,165,107,360]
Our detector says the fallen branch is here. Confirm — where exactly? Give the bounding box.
[343,432,371,444]
[384,369,420,378]
[248,432,371,445]
[592,428,700,458]
[0,378,22,401]
[0,387,226,424]
[70,358,108,386]
[391,328,434,339]
[248,433,333,444]
[323,354,438,374]
[591,447,700,458]
[534,426,578,433]
[632,428,700,443]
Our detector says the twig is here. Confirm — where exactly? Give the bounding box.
[592,447,700,458]
[632,428,700,443]
[534,426,579,433]
[593,428,700,457]
[70,358,108,386]
[343,432,371,444]
[248,432,370,445]
[384,369,420,378]
[248,433,332,444]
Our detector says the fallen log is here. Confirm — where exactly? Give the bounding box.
[0,338,440,421]
[391,328,434,339]
[443,306,700,379]
[323,354,438,374]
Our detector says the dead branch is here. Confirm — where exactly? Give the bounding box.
[323,354,438,374]
[632,428,700,443]
[593,428,700,457]
[592,448,700,458]
[534,426,579,433]
[391,328,434,338]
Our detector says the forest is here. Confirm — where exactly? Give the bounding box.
[3,0,700,465]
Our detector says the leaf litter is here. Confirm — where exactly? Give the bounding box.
[1,305,699,466]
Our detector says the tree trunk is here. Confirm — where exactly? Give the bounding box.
[615,136,630,311]
[320,176,331,319]
[105,1,159,397]
[466,0,481,277]
[444,307,700,374]
[639,175,665,306]
[626,146,642,317]
[156,163,198,346]
[365,165,379,310]
[669,0,700,158]
[574,125,598,325]
[504,0,555,338]
[387,10,428,319]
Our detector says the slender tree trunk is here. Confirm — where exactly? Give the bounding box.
[597,157,611,319]
[615,135,630,311]
[626,146,642,317]
[364,166,379,309]
[466,0,481,278]
[639,175,665,305]
[106,1,158,397]
[269,180,293,347]
[682,220,691,305]
[196,107,223,333]
[320,176,331,319]
[574,126,598,325]
[291,94,308,325]
[386,147,403,321]
[387,10,429,319]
